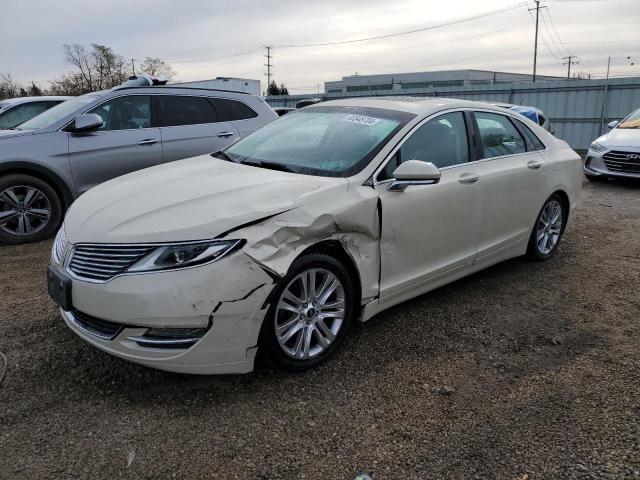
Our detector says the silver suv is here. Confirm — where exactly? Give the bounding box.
[0,86,277,244]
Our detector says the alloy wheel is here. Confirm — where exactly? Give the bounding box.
[274,268,346,360]
[0,185,52,236]
[536,200,563,255]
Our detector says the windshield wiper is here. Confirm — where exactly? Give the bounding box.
[210,151,236,162]
[243,160,298,173]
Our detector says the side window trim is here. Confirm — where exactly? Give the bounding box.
[372,108,473,184]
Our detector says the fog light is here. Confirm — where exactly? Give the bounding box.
[126,326,208,349]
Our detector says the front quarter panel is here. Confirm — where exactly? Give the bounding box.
[0,131,74,196]
[236,183,382,303]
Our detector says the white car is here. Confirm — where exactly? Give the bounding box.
[0,96,72,129]
[48,97,582,374]
[584,107,640,181]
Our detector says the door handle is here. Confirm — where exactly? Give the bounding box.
[138,138,159,146]
[217,131,235,138]
[458,173,479,184]
[527,160,543,170]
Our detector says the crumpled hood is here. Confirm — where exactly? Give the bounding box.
[65,155,349,244]
[598,127,640,148]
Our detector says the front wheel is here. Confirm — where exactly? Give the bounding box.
[260,253,356,372]
[0,174,62,244]
[526,194,566,261]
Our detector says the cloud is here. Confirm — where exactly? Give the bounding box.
[1,0,638,93]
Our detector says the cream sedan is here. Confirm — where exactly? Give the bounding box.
[48,98,582,374]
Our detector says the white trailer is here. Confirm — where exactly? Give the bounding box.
[174,77,261,95]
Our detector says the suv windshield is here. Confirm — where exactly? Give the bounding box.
[16,94,100,130]
[618,108,640,129]
[225,106,414,177]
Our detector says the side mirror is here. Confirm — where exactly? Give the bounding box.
[388,160,441,191]
[607,120,620,129]
[71,113,103,133]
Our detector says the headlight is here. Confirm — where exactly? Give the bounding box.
[589,141,607,152]
[52,224,68,266]
[127,239,243,273]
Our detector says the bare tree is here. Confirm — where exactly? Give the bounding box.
[0,73,22,99]
[50,43,128,95]
[140,57,177,81]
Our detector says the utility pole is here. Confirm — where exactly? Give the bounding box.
[529,1,545,82]
[562,55,579,79]
[131,59,136,76]
[264,46,273,94]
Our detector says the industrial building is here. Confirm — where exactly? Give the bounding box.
[324,69,561,94]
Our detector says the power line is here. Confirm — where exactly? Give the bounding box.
[270,2,529,48]
[164,2,531,68]
[168,48,262,65]
[541,9,571,57]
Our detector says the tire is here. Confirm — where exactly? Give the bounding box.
[526,193,566,261]
[585,174,608,182]
[260,253,356,372]
[0,174,62,244]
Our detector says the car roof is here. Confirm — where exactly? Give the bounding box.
[315,96,512,116]
[0,96,73,106]
[110,85,253,97]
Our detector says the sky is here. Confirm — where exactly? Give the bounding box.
[2,0,639,94]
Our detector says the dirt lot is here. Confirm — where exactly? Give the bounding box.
[0,179,639,480]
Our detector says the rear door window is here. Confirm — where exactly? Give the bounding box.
[474,112,526,159]
[157,95,218,127]
[212,98,258,121]
[514,119,546,151]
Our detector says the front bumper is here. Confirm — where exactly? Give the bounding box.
[58,252,276,374]
[584,149,640,179]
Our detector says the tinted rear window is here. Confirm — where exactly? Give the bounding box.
[514,119,546,151]
[212,98,258,121]
[158,95,218,127]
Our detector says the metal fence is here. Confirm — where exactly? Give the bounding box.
[266,77,640,150]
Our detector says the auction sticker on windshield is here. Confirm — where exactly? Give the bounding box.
[342,114,381,126]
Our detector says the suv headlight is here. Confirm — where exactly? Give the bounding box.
[127,239,244,273]
[589,141,607,152]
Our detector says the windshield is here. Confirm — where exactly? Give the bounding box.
[618,108,640,129]
[225,106,414,177]
[16,94,100,130]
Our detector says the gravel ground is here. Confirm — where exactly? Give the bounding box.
[0,179,639,480]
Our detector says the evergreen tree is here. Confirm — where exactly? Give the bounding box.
[267,80,280,96]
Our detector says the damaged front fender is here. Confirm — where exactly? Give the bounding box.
[232,184,382,303]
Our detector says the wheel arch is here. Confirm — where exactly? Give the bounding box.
[0,161,74,209]
[550,189,570,229]
[300,239,363,307]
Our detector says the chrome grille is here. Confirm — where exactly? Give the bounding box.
[603,150,640,174]
[52,226,68,266]
[69,245,155,281]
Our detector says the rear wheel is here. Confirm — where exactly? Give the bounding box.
[260,253,356,372]
[0,174,62,244]
[526,194,566,261]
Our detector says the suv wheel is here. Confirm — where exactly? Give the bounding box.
[260,253,356,372]
[0,174,62,244]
